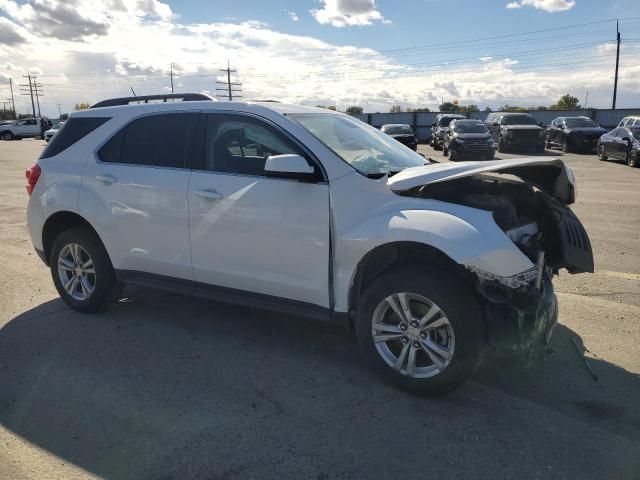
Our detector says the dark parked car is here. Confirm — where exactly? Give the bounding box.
[443,119,496,161]
[381,123,418,150]
[597,126,640,167]
[485,112,545,153]
[546,116,607,153]
[430,114,466,150]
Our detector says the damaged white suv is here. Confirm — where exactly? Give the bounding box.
[26,94,593,395]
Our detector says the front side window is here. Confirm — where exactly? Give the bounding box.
[202,114,304,176]
[98,113,197,168]
[289,113,427,177]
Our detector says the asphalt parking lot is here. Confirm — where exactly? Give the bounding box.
[1,139,639,479]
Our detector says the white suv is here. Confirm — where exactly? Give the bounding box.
[26,93,593,395]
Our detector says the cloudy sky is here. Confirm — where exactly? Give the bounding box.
[0,0,639,117]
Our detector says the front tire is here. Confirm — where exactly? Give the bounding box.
[561,137,570,153]
[50,227,119,312]
[498,138,507,153]
[355,267,484,396]
[598,145,608,161]
[1,131,14,141]
[628,149,638,167]
[442,145,449,156]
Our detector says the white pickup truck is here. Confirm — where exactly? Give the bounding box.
[0,118,52,140]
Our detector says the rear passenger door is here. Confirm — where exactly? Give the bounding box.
[188,113,330,308]
[80,111,198,280]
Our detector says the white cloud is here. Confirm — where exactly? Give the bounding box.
[311,0,388,27]
[0,0,638,117]
[285,9,299,22]
[505,0,576,12]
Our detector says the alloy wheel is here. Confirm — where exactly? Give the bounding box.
[57,243,96,301]
[371,292,455,378]
[629,150,638,167]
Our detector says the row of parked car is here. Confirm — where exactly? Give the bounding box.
[380,114,640,167]
[0,117,62,142]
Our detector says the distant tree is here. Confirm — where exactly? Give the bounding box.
[17,113,32,119]
[346,106,364,116]
[390,105,403,113]
[533,106,548,111]
[406,107,430,112]
[74,102,90,110]
[550,94,580,110]
[483,106,492,112]
[60,113,69,120]
[439,102,460,112]
[499,104,527,112]
[460,104,479,113]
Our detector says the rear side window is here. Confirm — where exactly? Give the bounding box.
[41,117,110,159]
[98,113,197,168]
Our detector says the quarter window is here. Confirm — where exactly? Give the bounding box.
[202,114,305,176]
[41,117,110,159]
[98,113,197,168]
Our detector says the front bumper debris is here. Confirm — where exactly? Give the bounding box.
[483,273,558,352]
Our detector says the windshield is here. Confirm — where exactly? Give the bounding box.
[384,125,413,135]
[453,123,488,134]
[438,117,460,126]
[289,113,427,177]
[501,115,537,126]
[564,118,597,128]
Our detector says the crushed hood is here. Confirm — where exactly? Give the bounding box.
[388,157,576,204]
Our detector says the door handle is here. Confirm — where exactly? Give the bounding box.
[193,189,223,200]
[95,174,118,184]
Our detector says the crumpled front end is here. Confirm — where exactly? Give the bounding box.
[393,160,593,353]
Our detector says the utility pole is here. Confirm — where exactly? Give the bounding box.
[170,63,174,93]
[612,20,620,109]
[20,73,37,118]
[584,90,589,109]
[56,103,62,117]
[9,78,16,117]
[33,78,43,118]
[216,61,242,101]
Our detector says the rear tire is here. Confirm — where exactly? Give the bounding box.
[442,146,449,156]
[50,227,119,312]
[355,267,484,396]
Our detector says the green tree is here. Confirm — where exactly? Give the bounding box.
[550,94,580,110]
[406,107,430,112]
[499,104,527,112]
[389,105,402,113]
[74,102,90,110]
[345,106,363,116]
[460,104,479,113]
[439,102,460,112]
[60,113,69,120]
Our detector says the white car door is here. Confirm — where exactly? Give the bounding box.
[80,112,198,280]
[188,113,331,308]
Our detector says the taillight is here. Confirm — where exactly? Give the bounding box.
[25,163,41,196]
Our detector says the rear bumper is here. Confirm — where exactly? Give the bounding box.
[483,273,558,352]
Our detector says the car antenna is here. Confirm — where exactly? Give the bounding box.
[130,87,137,96]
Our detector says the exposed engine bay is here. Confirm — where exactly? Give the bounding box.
[402,173,594,277]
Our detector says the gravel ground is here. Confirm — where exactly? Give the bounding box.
[1,139,638,480]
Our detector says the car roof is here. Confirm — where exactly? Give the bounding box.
[453,119,481,123]
[500,112,533,116]
[382,123,411,127]
[76,96,336,118]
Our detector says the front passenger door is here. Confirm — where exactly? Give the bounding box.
[188,113,331,308]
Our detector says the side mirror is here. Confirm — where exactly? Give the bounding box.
[622,137,630,142]
[539,122,544,127]
[264,154,316,181]
[431,123,436,127]
[493,122,499,127]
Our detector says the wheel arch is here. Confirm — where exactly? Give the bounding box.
[347,241,474,324]
[42,211,107,265]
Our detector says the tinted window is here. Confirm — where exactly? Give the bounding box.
[501,115,537,126]
[99,113,197,168]
[453,122,488,134]
[41,117,110,159]
[565,118,597,128]
[384,125,413,135]
[203,114,304,176]
[618,128,631,139]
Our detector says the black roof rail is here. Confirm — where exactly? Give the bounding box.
[90,93,214,109]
